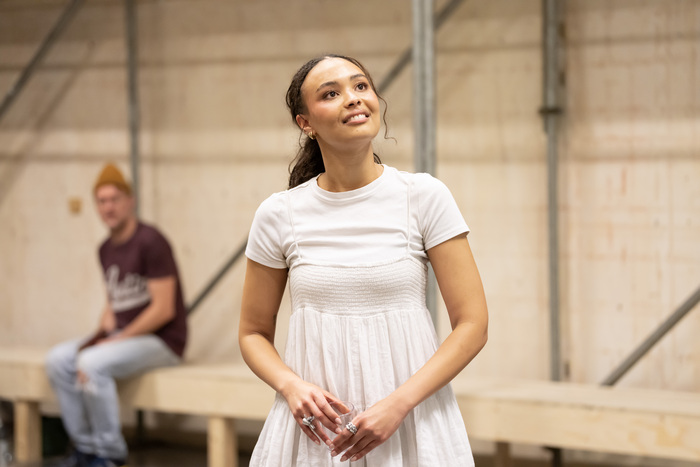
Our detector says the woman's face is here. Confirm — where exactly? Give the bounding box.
[297,57,381,151]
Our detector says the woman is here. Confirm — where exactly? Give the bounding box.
[239,54,488,466]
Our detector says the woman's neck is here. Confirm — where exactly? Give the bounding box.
[317,145,382,192]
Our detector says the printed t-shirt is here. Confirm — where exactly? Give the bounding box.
[99,222,187,357]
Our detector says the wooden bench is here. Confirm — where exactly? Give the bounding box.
[2,346,700,466]
[452,378,700,464]
[0,347,274,467]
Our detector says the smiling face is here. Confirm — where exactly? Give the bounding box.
[296,57,381,152]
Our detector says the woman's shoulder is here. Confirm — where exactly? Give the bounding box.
[254,178,315,216]
[388,166,449,194]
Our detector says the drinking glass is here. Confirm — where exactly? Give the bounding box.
[313,400,356,451]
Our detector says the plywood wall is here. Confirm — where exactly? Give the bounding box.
[1,0,699,462]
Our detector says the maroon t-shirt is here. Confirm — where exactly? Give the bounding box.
[99,222,187,357]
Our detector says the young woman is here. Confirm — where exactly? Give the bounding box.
[239,54,488,466]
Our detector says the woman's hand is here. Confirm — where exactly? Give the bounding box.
[329,397,409,462]
[282,379,345,446]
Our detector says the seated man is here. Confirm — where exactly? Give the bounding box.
[45,163,188,467]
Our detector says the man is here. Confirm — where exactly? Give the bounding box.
[45,163,188,467]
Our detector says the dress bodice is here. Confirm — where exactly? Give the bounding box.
[289,257,427,317]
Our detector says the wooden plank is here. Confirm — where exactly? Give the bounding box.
[208,416,237,467]
[456,382,700,461]
[14,400,42,463]
[452,378,700,417]
[0,347,53,400]
[118,365,275,419]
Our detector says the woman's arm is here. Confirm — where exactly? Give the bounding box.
[331,233,488,462]
[239,258,346,445]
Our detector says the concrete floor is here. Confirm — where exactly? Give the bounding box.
[4,436,697,467]
[2,438,251,467]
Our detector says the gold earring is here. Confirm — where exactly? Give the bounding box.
[308,130,315,140]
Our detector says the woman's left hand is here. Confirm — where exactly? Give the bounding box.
[328,397,408,462]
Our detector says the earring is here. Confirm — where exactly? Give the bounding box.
[307,130,315,140]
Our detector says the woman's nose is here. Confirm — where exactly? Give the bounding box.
[345,93,361,107]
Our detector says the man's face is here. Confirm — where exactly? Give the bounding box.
[95,184,134,232]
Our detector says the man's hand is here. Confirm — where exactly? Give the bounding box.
[96,332,126,345]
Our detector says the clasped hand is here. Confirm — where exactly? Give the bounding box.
[285,382,407,463]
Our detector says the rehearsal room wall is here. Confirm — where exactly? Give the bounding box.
[1,0,698,464]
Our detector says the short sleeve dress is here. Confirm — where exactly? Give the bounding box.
[246,165,475,467]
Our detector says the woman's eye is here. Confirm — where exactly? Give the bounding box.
[357,83,367,91]
[324,90,338,99]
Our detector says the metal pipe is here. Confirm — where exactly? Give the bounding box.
[378,0,466,95]
[188,240,248,314]
[124,0,145,439]
[601,284,700,386]
[412,0,438,320]
[541,3,564,466]
[125,0,141,214]
[412,0,436,176]
[542,0,564,383]
[0,0,85,122]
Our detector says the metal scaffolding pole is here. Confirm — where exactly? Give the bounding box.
[601,284,700,386]
[0,0,85,122]
[542,0,564,383]
[125,0,141,214]
[541,2,564,466]
[378,0,466,94]
[188,241,248,314]
[412,0,438,320]
[124,0,145,441]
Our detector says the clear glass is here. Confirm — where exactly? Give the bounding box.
[313,400,357,451]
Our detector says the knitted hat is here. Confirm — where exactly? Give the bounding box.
[94,163,132,195]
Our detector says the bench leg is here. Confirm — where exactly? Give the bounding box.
[495,441,513,467]
[208,416,237,467]
[14,400,42,463]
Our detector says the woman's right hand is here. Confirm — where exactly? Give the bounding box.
[282,379,344,446]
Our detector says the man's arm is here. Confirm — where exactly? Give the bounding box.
[101,276,177,342]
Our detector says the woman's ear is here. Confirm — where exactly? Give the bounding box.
[295,114,310,133]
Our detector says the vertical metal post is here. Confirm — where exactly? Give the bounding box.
[542,1,564,466]
[125,0,141,214]
[542,0,564,383]
[412,0,436,176]
[125,0,145,442]
[412,0,438,321]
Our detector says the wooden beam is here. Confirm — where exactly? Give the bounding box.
[14,400,42,463]
[494,442,512,467]
[208,416,237,467]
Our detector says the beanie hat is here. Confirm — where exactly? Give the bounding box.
[94,163,132,195]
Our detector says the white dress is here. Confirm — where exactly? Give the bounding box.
[246,166,475,466]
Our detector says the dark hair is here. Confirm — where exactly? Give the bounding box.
[286,54,387,189]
